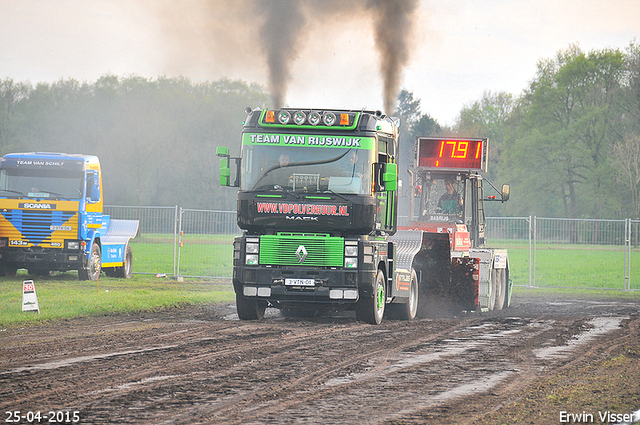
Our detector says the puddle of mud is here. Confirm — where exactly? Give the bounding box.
[533,316,627,360]
[324,327,525,388]
[1,344,179,375]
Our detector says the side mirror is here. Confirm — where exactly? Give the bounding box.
[501,184,510,202]
[87,171,100,202]
[219,157,231,186]
[216,146,239,187]
[383,163,398,192]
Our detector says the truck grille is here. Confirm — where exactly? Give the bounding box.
[0,209,77,246]
[259,233,343,267]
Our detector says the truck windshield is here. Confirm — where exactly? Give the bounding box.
[0,168,84,199]
[241,146,373,195]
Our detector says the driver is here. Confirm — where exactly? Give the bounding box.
[438,179,462,214]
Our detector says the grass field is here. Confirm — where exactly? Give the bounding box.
[133,234,639,290]
[130,234,235,277]
[2,236,639,327]
[0,273,234,327]
[489,240,640,290]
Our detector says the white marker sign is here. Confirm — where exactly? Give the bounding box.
[22,280,40,313]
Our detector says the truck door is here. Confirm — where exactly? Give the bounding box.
[470,176,486,248]
[85,169,102,214]
[375,135,397,234]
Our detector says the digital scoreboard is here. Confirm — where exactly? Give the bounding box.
[416,137,487,172]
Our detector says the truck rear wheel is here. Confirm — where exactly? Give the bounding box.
[386,269,418,320]
[356,269,386,325]
[494,268,507,311]
[236,290,266,320]
[79,243,101,281]
[106,244,133,278]
[488,268,498,311]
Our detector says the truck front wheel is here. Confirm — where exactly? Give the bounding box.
[236,290,266,320]
[79,243,101,281]
[356,269,386,325]
[0,262,17,277]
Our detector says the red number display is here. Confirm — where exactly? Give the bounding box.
[417,137,486,171]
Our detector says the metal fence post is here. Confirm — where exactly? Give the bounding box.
[532,215,536,288]
[173,205,178,278]
[176,207,184,278]
[528,215,532,288]
[626,218,631,291]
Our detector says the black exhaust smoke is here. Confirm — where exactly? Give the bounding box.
[152,0,418,114]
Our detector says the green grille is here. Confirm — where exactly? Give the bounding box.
[259,233,344,267]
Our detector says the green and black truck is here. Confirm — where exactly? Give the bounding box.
[218,108,511,324]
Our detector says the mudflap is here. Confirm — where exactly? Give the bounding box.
[451,257,479,311]
[412,232,480,314]
[413,232,451,298]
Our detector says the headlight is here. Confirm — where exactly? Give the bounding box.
[245,254,259,265]
[246,242,259,254]
[67,241,80,250]
[293,111,306,125]
[278,110,291,124]
[322,112,336,126]
[308,111,321,125]
[344,257,358,269]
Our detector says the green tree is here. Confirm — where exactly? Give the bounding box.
[393,89,441,198]
[502,45,625,218]
[454,91,514,216]
[0,75,268,210]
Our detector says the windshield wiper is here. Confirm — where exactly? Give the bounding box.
[0,189,26,196]
[320,189,349,202]
[276,187,301,199]
[38,190,69,199]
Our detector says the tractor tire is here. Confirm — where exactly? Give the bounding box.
[494,268,507,311]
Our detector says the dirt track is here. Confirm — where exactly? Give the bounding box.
[1,287,639,424]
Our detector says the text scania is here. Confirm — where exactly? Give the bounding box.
[19,203,55,209]
[249,134,361,147]
[256,202,349,216]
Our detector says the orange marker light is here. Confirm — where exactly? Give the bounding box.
[340,113,350,125]
[265,110,275,123]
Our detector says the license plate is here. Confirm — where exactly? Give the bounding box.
[285,278,315,287]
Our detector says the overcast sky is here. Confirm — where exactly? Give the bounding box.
[1,0,639,125]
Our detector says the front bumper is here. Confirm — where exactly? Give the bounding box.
[0,248,85,271]
[233,265,376,306]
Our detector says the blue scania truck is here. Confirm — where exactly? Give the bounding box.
[0,152,138,280]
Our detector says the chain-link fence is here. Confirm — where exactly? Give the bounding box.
[485,216,637,291]
[105,206,639,290]
[104,205,179,276]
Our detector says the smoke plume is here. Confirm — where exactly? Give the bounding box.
[255,0,306,109]
[366,0,419,114]
[152,0,418,114]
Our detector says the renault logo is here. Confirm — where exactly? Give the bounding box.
[295,245,308,262]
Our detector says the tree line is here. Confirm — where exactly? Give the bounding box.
[1,41,639,218]
[395,42,640,219]
[0,75,268,210]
